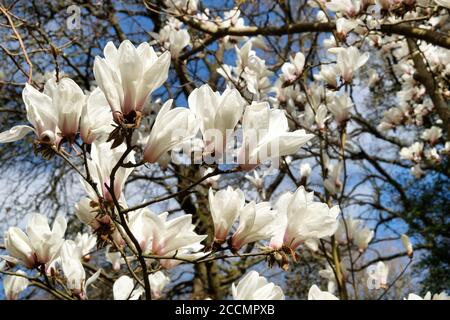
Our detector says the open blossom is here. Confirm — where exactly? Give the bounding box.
[151,18,190,57]
[232,271,284,300]
[81,140,135,204]
[143,210,207,266]
[189,84,246,156]
[270,186,339,251]
[369,262,389,288]
[281,52,305,82]
[421,126,442,144]
[93,40,171,126]
[328,93,353,125]
[336,18,359,39]
[143,99,198,163]
[329,46,369,83]
[4,214,66,268]
[60,240,101,299]
[3,271,30,300]
[335,218,373,252]
[231,201,278,251]
[308,285,339,300]
[164,0,198,13]
[0,77,85,146]
[314,64,339,89]
[238,102,314,170]
[326,0,361,17]
[354,227,374,252]
[80,87,114,144]
[400,142,423,162]
[208,187,245,243]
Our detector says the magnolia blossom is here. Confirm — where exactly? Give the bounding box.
[300,163,312,181]
[328,93,353,125]
[143,99,198,163]
[335,218,374,252]
[354,227,374,252]
[238,102,314,170]
[400,142,423,162]
[93,40,171,125]
[369,262,389,288]
[81,140,135,204]
[314,64,339,89]
[164,0,198,13]
[319,265,337,294]
[189,84,246,156]
[80,87,114,144]
[232,271,284,300]
[329,46,369,83]
[143,210,207,267]
[281,52,305,81]
[270,186,339,251]
[149,271,170,299]
[3,271,30,300]
[231,201,278,251]
[401,234,414,257]
[308,285,339,300]
[0,77,85,145]
[336,18,359,39]
[4,214,66,268]
[151,18,190,57]
[106,246,124,271]
[326,0,361,17]
[324,162,343,195]
[421,126,442,144]
[208,187,245,243]
[60,240,101,299]
[113,275,143,300]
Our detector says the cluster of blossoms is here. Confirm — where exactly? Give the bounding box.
[1,0,449,301]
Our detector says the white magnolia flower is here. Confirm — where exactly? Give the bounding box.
[189,84,246,156]
[238,102,314,170]
[208,187,246,243]
[329,46,369,83]
[369,262,389,288]
[231,201,278,251]
[143,99,198,163]
[354,227,374,252]
[60,240,101,299]
[143,210,207,266]
[232,271,284,300]
[152,18,191,57]
[93,40,171,125]
[3,271,30,300]
[401,234,414,257]
[113,275,144,300]
[281,52,305,81]
[74,233,97,260]
[0,77,85,145]
[80,87,114,144]
[324,162,343,195]
[149,271,170,299]
[314,64,339,89]
[326,0,361,17]
[308,285,339,300]
[4,214,66,268]
[270,186,339,251]
[81,140,135,204]
[328,93,353,125]
[421,126,442,144]
[400,142,424,162]
[336,18,359,39]
[318,265,337,294]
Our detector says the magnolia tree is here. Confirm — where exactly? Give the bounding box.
[0,0,449,301]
